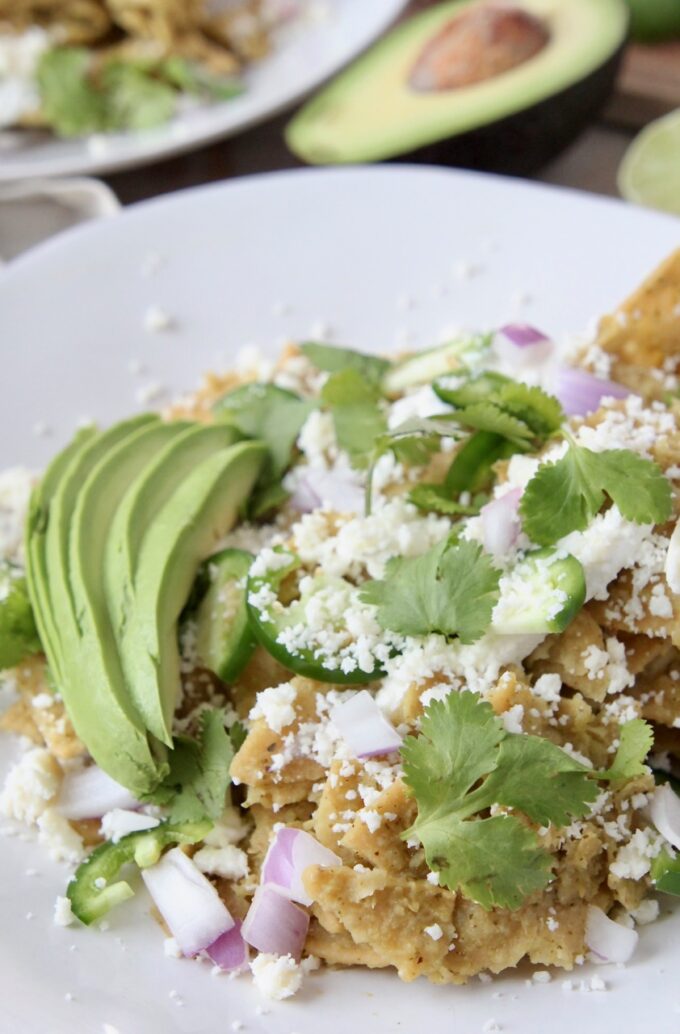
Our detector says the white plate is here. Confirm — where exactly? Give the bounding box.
[0,0,406,181]
[2,166,680,1034]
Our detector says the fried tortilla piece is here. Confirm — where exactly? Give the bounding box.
[446,898,589,982]
[597,248,680,370]
[312,760,362,863]
[305,865,458,983]
[634,671,680,729]
[342,780,418,876]
[230,677,326,808]
[0,657,84,761]
[527,611,612,702]
[306,916,388,969]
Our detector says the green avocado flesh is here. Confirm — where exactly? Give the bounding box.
[113,438,266,745]
[25,419,265,795]
[286,0,628,165]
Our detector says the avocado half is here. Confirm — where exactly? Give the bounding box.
[286,0,629,174]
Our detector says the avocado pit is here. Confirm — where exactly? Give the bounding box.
[410,5,550,92]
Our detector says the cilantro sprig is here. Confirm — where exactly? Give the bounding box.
[520,433,673,546]
[145,709,233,823]
[401,693,653,910]
[360,538,500,644]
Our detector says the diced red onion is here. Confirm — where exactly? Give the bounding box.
[480,488,522,557]
[241,883,309,960]
[141,847,234,957]
[497,323,550,348]
[331,690,402,758]
[650,783,680,851]
[205,920,248,972]
[585,905,638,963]
[57,764,139,820]
[553,365,631,417]
[262,827,341,906]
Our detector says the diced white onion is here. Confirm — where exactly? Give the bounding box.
[650,782,680,851]
[141,847,234,957]
[585,905,638,964]
[261,827,341,906]
[57,764,139,820]
[331,690,402,758]
[241,883,309,959]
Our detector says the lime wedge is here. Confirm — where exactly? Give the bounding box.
[618,108,680,216]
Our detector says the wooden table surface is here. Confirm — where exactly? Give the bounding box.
[103,1,640,208]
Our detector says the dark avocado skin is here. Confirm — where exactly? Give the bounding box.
[392,42,626,175]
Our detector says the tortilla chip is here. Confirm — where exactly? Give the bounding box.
[598,248,680,369]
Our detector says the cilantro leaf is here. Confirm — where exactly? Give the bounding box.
[430,812,554,911]
[229,720,248,753]
[321,369,387,468]
[520,443,672,546]
[479,734,598,825]
[401,692,601,910]
[495,382,564,438]
[149,709,233,822]
[300,342,390,386]
[103,63,177,130]
[214,383,315,479]
[159,56,243,100]
[360,539,500,644]
[0,561,41,670]
[451,401,534,445]
[596,718,653,783]
[408,483,480,516]
[37,48,109,136]
[651,849,680,896]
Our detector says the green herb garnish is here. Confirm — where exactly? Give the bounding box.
[360,538,500,644]
[401,692,652,910]
[520,437,673,546]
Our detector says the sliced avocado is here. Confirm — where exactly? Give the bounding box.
[116,440,266,745]
[25,425,97,683]
[27,417,165,795]
[286,0,628,173]
[192,548,255,683]
[69,418,190,724]
[492,548,586,635]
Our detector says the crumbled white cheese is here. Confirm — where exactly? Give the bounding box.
[54,895,75,927]
[0,748,61,824]
[630,898,660,925]
[193,844,249,881]
[500,704,524,734]
[143,305,174,333]
[37,809,85,863]
[424,923,443,941]
[100,808,160,844]
[665,519,680,595]
[297,409,337,468]
[0,467,36,563]
[203,805,248,848]
[610,827,664,880]
[249,682,297,734]
[250,953,303,1000]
